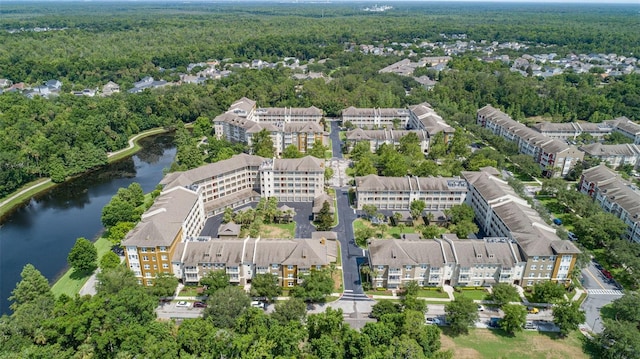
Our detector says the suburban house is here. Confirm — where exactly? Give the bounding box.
[461,167,581,286]
[355,174,468,211]
[477,105,584,177]
[101,81,120,96]
[579,165,640,243]
[580,143,640,169]
[123,153,325,286]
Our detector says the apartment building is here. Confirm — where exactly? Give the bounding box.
[367,234,525,289]
[407,103,455,143]
[613,117,640,145]
[580,143,640,169]
[355,174,468,211]
[345,128,429,153]
[532,121,614,140]
[477,105,584,177]
[214,97,325,155]
[260,156,325,202]
[172,236,338,287]
[122,186,206,286]
[124,153,326,285]
[461,167,580,286]
[579,165,640,243]
[341,106,411,129]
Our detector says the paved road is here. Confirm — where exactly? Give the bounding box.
[580,260,624,333]
[329,121,343,159]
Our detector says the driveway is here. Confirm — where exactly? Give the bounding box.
[580,260,624,333]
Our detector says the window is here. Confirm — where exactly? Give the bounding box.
[144,264,150,269]
[161,255,168,261]
[533,256,539,262]
[527,280,534,286]
[162,264,169,269]
[142,256,149,261]
[530,265,537,270]
[287,281,294,287]
[547,264,553,270]
[272,264,279,269]
[287,265,294,270]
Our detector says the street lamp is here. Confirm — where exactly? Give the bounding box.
[591,316,601,332]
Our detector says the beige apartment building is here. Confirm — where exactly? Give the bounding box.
[341,106,411,129]
[172,236,338,287]
[345,128,429,154]
[580,143,640,169]
[579,164,640,243]
[355,174,468,211]
[123,153,326,285]
[477,105,584,177]
[462,167,580,286]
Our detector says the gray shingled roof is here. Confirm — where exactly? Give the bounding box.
[368,239,450,267]
[273,156,324,172]
[123,186,199,247]
[356,174,467,192]
[581,143,640,157]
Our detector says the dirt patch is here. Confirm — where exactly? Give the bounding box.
[260,225,293,238]
[332,269,343,291]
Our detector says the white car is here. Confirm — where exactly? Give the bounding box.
[426,317,442,325]
[176,301,191,308]
[251,301,266,309]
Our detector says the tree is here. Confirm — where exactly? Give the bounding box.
[222,206,234,223]
[421,225,441,239]
[410,200,426,220]
[291,268,334,303]
[250,273,282,302]
[444,204,475,224]
[491,283,520,307]
[353,155,377,176]
[363,204,378,219]
[552,300,586,337]
[308,141,329,158]
[282,144,303,158]
[532,281,566,304]
[370,299,402,319]
[204,286,251,328]
[324,167,334,182]
[200,270,231,296]
[315,200,334,231]
[445,296,479,335]
[96,265,139,295]
[148,272,179,298]
[101,196,140,228]
[105,221,135,246]
[9,264,54,311]
[68,237,98,273]
[598,319,640,359]
[510,154,542,178]
[355,226,375,247]
[452,220,478,238]
[252,129,275,158]
[272,297,307,324]
[99,251,121,270]
[572,211,626,249]
[499,304,527,335]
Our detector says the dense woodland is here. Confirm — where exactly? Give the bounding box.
[2,3,640,357]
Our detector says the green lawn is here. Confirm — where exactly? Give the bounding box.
[454,289,491,301]
[441,329,591,359]
[0,178,57,219]
[51,236,114,297]
[269,222,296,237]
[179,285,201,297]
[536,196,577,231]
[352,218,421,239]
[417,288,450,299]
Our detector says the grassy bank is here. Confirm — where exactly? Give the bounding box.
[51,236,113,297]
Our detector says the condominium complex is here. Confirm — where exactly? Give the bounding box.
[123,153,326,285]
[345,128,429,154]
[407,103,455,143]
[355,174,468,211]
[580,143,640,169]
[613,117,640,145]
[214,97,326,155]
[477,105,584,177]
[579,165,640,243]
[461,167,580,285]
[341,106,411,129]
[368,235,525,288]
[172,236,338,287]
[532,121,614,140]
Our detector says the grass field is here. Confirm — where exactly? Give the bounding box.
[440,329,590,359]
[51,236,113,297]
[352,218,420,239]
[454,289,491,301]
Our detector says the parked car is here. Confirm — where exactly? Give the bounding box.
[601,269,613,280]
[193,301,207,308]
[567,232,578,241]
[553,218,562,225]
[176,301,191,308]
[426,317,442,325]
[488,317,501,328]
[524,321,537,330]
[477,304,485,312]
[527,306,539,314]
[251,301,266,310]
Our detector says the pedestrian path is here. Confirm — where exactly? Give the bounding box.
[340,290,373,301]
[586,289,624,295]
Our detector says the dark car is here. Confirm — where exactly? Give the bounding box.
[193,301,207,308]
